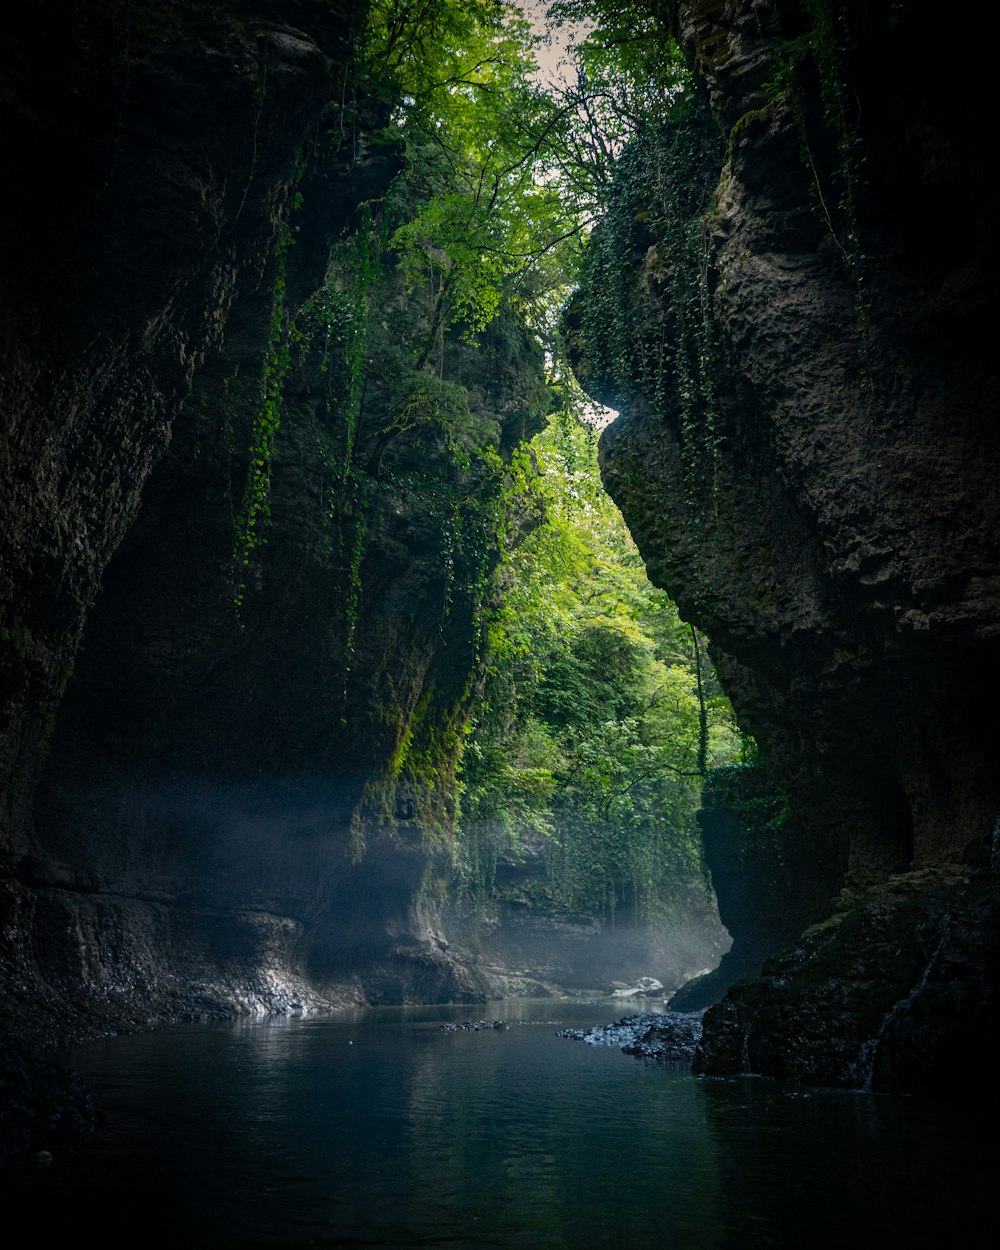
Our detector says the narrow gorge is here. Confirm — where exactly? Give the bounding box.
[2,0,998,1177]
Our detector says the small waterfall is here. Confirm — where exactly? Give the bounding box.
[737,1007,758,1075]
[847,1037,880,1091]
[991,815,1000,871]
[850,915,951,1092]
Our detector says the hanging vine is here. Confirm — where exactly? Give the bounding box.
[231,217,298,611]
[576,88,725,516]
[754,0,875,402]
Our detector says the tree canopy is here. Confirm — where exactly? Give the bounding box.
[358,0,690,350]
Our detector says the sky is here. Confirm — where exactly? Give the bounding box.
[516,1,586,90]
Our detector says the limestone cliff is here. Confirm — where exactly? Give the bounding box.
[0,0,552,1060]
[582,0,1000,1089]
[2,0,366,849]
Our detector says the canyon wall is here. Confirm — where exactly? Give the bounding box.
[0,0,555,1051]
[584,0,1000,1089]
[6,0,997,1101]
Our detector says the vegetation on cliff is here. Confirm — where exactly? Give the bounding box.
[3,0,994,1111]
[320,0,743,925]
[456,404,742,926]
[216,0,724,870]
[0,0,745,1035]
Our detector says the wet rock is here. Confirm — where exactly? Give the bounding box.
[558,1011,703,1063]
[610,976,664,999]
[693,870,1000,1093]
[439,1019,508,1034]
[0,1046,97,1169]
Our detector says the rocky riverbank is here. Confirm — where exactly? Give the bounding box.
[558,1010,704,1063]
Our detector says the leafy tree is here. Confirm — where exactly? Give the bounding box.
[456,396,742,923]
[358,1,694,355]
[542,0,690,210]
[362,0,585,356]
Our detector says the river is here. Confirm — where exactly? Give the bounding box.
[5,999,994,1247]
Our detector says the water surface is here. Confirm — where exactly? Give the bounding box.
[6,1000,994,1247]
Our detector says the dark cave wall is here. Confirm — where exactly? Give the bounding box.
[1,0,553,1042]
[1,0,389,1035]
[583,0,1000,1087]
[670,763,832,1010]
[600,0,1000,889]
[1,0,371,858]
[23,278,549,1024]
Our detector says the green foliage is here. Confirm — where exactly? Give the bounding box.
[316,233,552,849]
[543,0,690,209]
[232,216,299,611]
[765,0,874,401]
[456,398,742,923]
[228,0,703,614]
[327,211,385,480]
[701,763,792,877]
[760,0,866,281]
[363,0,584,347]
[357,1,694,352]
[574,90,725,511]
[219,0,749,897]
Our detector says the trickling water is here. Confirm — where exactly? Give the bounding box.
[848,1035,880,1093]
[737,1005,760,1075]
[851,916,952,1092]
[991,815,1000,871]
[3,999,994,1248]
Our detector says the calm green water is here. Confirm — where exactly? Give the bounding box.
[8,1000,995,1247]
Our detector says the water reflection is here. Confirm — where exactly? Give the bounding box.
[697,1075,995,1248]
[401,1010,724,1247]
[3,1002,994,1247]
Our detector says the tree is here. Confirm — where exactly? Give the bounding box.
[542,0,690,210]
[456,396,742,923]
[363,0,584,359]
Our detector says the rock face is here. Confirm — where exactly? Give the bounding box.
[1,0,376,1039]
[0,0,552,1056]
[670,763,833,1009]
[693,867,1000,1091]
[2,0,368,848]
[585,0,1000,1088]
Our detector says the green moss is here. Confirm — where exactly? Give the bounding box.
[231,167,306,611]
[726,103,773,159]
[701,763,792,867]
[352,683,471,859]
